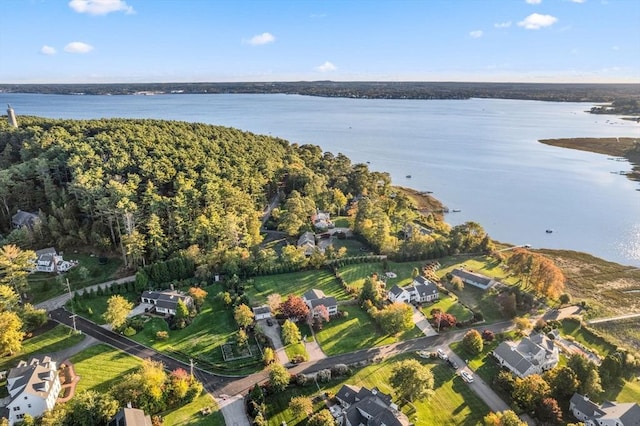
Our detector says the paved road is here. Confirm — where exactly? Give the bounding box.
[49,308,231,391]
[587,312,640,324]
[35,275,136,311]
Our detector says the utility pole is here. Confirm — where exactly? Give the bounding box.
[65,278,77,332]
[190,358,194,378]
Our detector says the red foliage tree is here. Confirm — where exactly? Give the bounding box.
[281,294,310,322]
[432,312,456,329]
[482,329,495,341]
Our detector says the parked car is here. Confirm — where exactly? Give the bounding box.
[437,348,448,360]
[460,371,474,383]
[266,318,274,326]
[447,359,458,369]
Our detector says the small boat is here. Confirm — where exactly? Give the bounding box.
[406,175,412,178]
[452,209,461,213]
[546,229,553,234]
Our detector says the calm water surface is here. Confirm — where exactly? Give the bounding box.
[3,93,640,266]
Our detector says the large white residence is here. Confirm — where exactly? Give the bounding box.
[569,393,640,426]
[302,289,338,317]
[32,248,76,273]
[492,332,559,378]
[387,276,439,304]
[140,290,193,316]
[3,356,61,425]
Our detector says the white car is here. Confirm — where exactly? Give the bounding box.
[437,348,448,360]
[460,371,474,383]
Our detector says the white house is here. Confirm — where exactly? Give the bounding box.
[31,248,77,273]
[311,210,332,231]
[451,268,496,290]
[140,290,193,316]
[492,332,559,378]
[107,407,153,426]
[252,305,272,320]
[4,356,61,425]
[302,289,338,317]
[334,385,409,426]
[387,276,439,304]
[569,393,640,426]
[297,231,317,256]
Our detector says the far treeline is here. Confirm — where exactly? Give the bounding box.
[1,81,639,103]
[0,116,495,285]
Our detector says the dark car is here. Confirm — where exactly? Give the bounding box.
[266,318,274,326]
[447,359,459,369]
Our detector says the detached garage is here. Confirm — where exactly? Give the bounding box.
[253,305,272,320]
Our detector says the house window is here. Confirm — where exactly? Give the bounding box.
[16,414,25,420]
[13,406,21,411]
[28,404,32,408]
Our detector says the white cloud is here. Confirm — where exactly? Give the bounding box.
[612,45,620,51]
[40,45,57,55]
[526,0,542,4]
[469,30,483,38]
[494,21,512,28]
[569,0,586,3]
[316,61,337,72]
[244,32,276,46]
[64,42,94,53]
[69,0,134,15]
[518,13,558,29]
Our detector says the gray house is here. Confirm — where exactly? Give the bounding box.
[569,393,640,426]
[451,268,496,290]
[141,290,193,316]
[334,385,409,426]
[11,210,40,230]
[492,332,559,378]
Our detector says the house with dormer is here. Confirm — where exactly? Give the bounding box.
[492,332,559,378]
[387,276,439,304]
[297,231,317,256]
[3,356,61,425]
[302,289,338,317]
[334,385,409,426]
[11,210,40,230]
[569,393,640,426]
[141,290,193,316]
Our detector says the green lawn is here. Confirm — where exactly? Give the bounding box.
[449,332,517,386]
[436,256,518,286]
[130,285,263,375]
[0,324,85,371]
[266,352,489,425]
[337,260,429,291]
[284,342,308,362]
[314,305,423,356]
[27,252,124,303]
[603,377,640,404]
[561,318,616,358]
[423,294,474,323]
[162,392,224,425]
[70,289,140,324]
[71,344,143,394]
[248,269,349,304]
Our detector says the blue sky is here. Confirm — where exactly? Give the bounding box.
[0,0,638,83]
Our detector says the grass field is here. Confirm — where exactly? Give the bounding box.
[436,256,519,286]
[314,305,423,356]
[450,337,504,386]
[71,344,143,394]
[561,318,616,358]
[70,289,140,324]
[162,392,224,425]
[591,317,640,353]
[265,353,489,426]
[337,260,428,291]
[284,342,308,362]
[603,377,640,404]
[248,269,349,304]
[27,252,124,304]
[423,294,474,323]
[0,324,85,371]
[131,285,263,375]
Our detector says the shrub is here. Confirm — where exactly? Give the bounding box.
[316,369,331,383]
[123,327,136,336]
[156,331,169,340]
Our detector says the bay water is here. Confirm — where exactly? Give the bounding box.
[2,93,639,266]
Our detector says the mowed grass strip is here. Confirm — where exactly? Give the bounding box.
[0,324,85,371]
[337,260,432,291]
[314,305,423,356]
[248,269,348,303]
[71,344,142,394]
[162,392,225,426]
[423,294,474,323]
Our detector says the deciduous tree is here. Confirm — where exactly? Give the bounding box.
[103,295,133,330]
[543,366,579,401]
[307,409,336,426]
[512,374,550,413]
[267,293,282,314]
[0,311,24,355]
[375,302,413,335]
[282,319,301,345]
[234,303,254,328]
[188,287,208,310]
[463,329,484,355]
[289,396,313,417]
[281,294,309,321]
[0,244,36,300]
[268,363,290,392]
[389,359,434,402]
[535,397,563,425]
[483,410,527,426]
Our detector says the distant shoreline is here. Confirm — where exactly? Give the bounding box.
[539,137,640,182]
